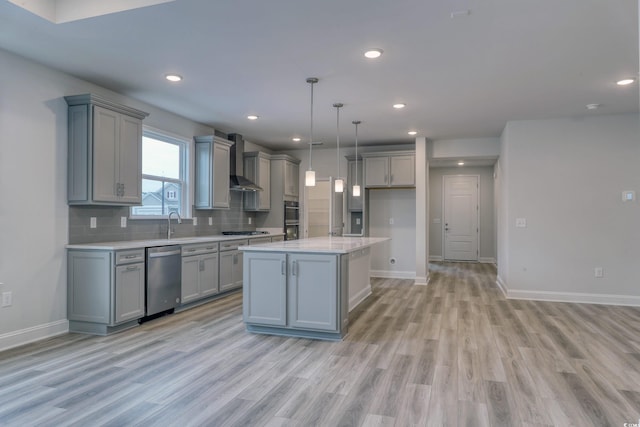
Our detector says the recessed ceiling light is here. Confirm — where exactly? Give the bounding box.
[364,48,383,59]
[586,103,601,110]
[458,161,465,166]
[292,137,301,142]
[616,78,636,86]
[165,74,182,82]
[408,131,417,136]
[393,103,406,109]
[247,115,259,120]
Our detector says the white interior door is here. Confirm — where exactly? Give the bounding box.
[443,175,479,261]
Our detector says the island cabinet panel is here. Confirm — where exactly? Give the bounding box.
[288,254,338,331]
[243,252,287,326]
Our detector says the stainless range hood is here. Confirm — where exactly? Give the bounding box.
[227,133,263,192]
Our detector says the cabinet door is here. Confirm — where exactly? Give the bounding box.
[181,256,201,304]
[364,157,389,187]
[92,106,120,202]
[243,156,258,210]
[390,155,415,187]
[259,156,271,210]
[219,250,235,292]
[118,114,143,203]
[288,254,338,331]
[348,160,363,211]
[284,161,299,197]
[212,142,230,208]
[232,250,243,289]
[200,252,219,297]
[114,262,145,323]
[243,252,287,326]
[67,250,112,323]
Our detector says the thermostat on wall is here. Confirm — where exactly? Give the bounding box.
[622,190,635,202]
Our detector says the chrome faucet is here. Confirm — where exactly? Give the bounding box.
[167,211,182,239]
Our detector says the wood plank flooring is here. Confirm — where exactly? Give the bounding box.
[1,262,640,426]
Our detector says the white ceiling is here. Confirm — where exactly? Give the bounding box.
[0,0,637,150]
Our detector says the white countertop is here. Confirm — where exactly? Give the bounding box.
[66,233,283,251]
[240,236,389,254]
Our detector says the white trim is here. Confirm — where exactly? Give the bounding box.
[414,274,429,286]
[495,275,508,297]
[478,257,496,264]
[429,255,444,262]
[349,287,372,311]
[370,269,416,279]
[0,319,69,352]
[506,289,640,307]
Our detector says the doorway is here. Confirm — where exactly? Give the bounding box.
[443,175,479,261]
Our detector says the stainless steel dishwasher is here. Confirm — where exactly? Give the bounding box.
[145,245,182,317]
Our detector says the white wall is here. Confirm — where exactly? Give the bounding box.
[0,48,215,350]
[497,114,640,304]
[429,137,500,159]
[429,166,495,262]
[368,189,416,278]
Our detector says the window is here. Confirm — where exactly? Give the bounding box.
[131,130,188,218]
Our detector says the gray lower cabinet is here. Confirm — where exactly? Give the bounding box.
[219,240,246,292]
[181,243,219,304]
[68,248,145,334]
[243,252,342,337]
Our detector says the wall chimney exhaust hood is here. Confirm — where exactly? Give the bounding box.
[227,133,263,192]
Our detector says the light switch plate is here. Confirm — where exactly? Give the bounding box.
[90,217,97,229]
[516,218,527,228]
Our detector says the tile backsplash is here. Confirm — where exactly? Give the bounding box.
[69,192,256,244]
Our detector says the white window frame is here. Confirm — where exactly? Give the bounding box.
[130,128,190,219]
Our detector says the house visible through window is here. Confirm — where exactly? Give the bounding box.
[131,130,187,218]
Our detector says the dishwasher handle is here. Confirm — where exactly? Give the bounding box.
[148,249,181,258]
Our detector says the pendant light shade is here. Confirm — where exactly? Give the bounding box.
[352,120,361,197]
[333,103,344,193]
[305,77,318,187]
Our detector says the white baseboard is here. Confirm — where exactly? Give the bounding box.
[0,319,69,352]
[495,275,640,307]
[414,273,429,286]
[479,257,496,264]
[370,270,416,279]
[349,287,372,312]
[507,289,640,307]
[495,275,508,297]
[428,256,443,262]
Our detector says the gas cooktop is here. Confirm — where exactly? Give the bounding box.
[222,231,269,236]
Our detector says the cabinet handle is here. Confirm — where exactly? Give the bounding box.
[186,249,196,252]
[205,247,215,250]
[385,175,388,184]
[281,260,286,275]
[291,260,297,276]
[126,265,139,271]
[390,174,394,184]
[124,254,138,259]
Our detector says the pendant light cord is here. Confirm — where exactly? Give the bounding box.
[308,80,315,170]
[336,104,341,180]
[353,121,360,186]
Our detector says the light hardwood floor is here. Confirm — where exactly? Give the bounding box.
[1,262,640,426]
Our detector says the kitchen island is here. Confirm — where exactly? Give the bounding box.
[241,236,388,340]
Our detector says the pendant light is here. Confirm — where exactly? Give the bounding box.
[352,120,361,197]
[333,103,344,193]
[305,77,319,187]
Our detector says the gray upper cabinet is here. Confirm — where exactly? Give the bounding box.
[284,159,300,198]
[65,94,149,205]
[363,152,415,188]
[243,151,271,211]
[194,135,232,209]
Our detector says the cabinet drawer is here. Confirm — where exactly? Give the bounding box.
[115,249,145,265]
[181,242,219,256]
[220,239,248,252]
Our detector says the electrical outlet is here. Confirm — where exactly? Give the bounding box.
[389,218,394,225]
[515,218,527,228]
[248,217,252,225]
[2,292,12,307]
[208,217,213,226]
[193,217,198,226]
[90,217,97,228]
[120,217,127,228]
[594,267,604,278]
[356,218,361,225]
